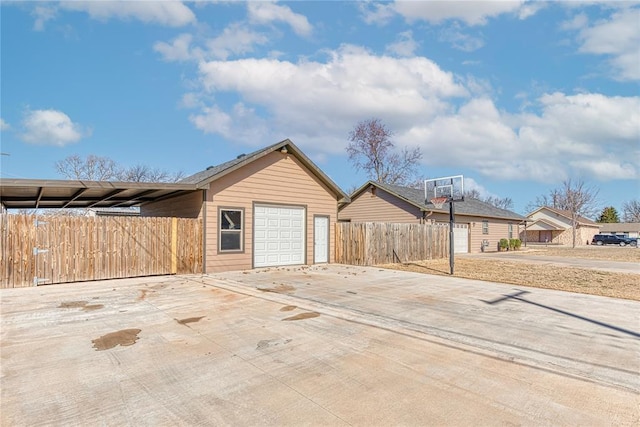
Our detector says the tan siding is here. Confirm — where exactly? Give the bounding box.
[429,214,522,253]
[339,188,422,223]
[140,191,204,218]
[205,151,338,273]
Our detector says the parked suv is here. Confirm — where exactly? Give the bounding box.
[591,234,638,247]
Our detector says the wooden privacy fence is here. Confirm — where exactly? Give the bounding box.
[1,214,202,288]
[335,222,449,266]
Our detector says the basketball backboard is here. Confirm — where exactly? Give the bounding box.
[424,175,464,204]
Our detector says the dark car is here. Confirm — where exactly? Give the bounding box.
[591,234,637,247]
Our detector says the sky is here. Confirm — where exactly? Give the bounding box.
[1,0,639,216]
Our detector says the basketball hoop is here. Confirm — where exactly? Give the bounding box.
[430,196,448,209]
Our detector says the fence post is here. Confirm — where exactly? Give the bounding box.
[171,217,178,274]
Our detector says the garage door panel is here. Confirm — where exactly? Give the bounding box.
[254,205,305,268]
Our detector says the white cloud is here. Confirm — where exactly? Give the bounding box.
[464,177,499,199]
[154,33,200,62]
[564,7,640,81]
[247,1,312,36]
[206,23,270,60]
[385,31,419,57]
[0,118,9,131]
[191,45,467,149]
[408,92,639,182]
[20,109,89,147]
[58,0,195,27]
[359,2,397,25]
[393,0,533,26]
[31,5,57,31]
[438,26,485,52]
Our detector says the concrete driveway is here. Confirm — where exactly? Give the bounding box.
[2,265,639,426]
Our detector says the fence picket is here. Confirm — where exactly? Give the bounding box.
[335,222,448,266]
[1,214,203,288]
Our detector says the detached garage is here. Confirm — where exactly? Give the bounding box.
[142,140,348,273]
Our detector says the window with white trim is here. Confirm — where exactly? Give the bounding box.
[482,220,489,235]
[220,209,243,252]
[508,223,513,239]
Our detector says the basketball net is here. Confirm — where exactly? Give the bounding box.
[430,196,448,209]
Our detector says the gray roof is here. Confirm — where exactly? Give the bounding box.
[599,222,640,233]
[180,139,349,201]
[351,180,527,221]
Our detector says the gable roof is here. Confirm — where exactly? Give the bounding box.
[180,139,349,202]
[527,218,566,231]
[346,180,527,221]
[527,206,598,226]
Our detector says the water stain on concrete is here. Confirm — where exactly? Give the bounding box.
[280,305,297,312]
[92,329,141,351]
[257,338,292,349]
[137,289,149,301]
[258,284,295,294]
[59,301,104,311]
[176,316,205,325]
[59,301,87,308]
[282,312,320,321]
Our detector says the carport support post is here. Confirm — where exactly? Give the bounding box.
[449,200,455,275]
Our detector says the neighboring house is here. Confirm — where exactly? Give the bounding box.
[142,139,349,273]
[338,181,527,253]
[598,223,640,238]
[524,206,599,246]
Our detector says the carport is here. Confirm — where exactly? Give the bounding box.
[0,178,204,287]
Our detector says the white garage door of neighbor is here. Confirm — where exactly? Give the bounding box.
[453,223,469,253]
[254,205,305,268]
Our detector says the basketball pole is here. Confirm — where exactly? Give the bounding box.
[449,199,455,275]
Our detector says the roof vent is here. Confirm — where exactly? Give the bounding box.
[236,153,246,159]
[206,165,214,170]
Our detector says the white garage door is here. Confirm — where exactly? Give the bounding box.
[453,223,469,254]
[254,205,305,268]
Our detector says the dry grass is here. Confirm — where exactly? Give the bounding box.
[379,248,640,301]
[508,245,640,262]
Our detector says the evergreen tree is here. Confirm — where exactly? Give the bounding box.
[597,206,620,223]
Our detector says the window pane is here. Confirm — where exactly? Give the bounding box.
[221,231,241,251]
[221,210,242,230]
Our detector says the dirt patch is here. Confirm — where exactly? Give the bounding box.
[59,301,104,311]
[379,258,640,301]
[282,312,320,321]
[279,305,297,312]
[92,329,141,351]
[258,283,296,294]
[176,316,205,325]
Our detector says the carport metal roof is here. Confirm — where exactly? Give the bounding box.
[0,178,202,210]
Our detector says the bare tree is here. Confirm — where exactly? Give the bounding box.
[347,118,422,186]
[116,164,184,183]
[55,155,119,181]
[622,199,640,222]
[465,189,514,210]
[55,154,183,182]
[532,180,599,247]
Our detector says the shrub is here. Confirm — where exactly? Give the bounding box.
[499,238,509,250]
[513,238,522,250]
[509,238,520,250]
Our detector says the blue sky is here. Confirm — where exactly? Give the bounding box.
[1,1,638,215]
